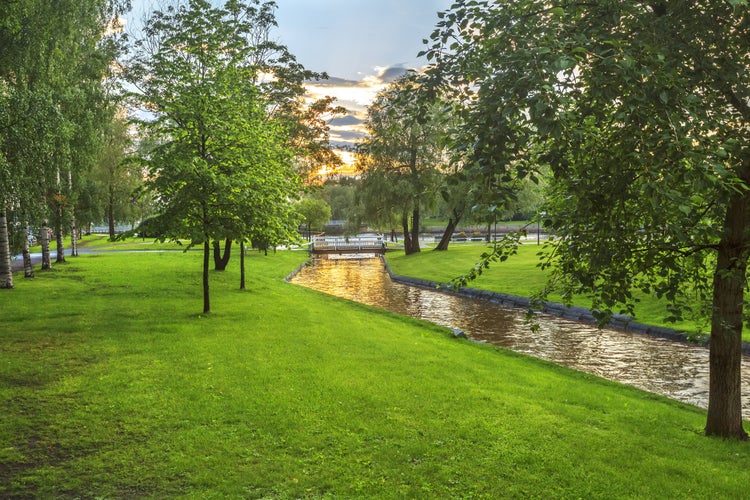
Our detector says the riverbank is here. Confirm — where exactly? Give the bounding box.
[385,243,750,344]
[2,250,749,497]
[383,255,750,355]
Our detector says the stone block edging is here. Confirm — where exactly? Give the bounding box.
[380,257,750,355]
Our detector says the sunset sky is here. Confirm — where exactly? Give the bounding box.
[126,0,454,150]
[274,0,453,149]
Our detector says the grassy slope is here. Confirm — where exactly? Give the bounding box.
[1,249,749,497]
[386,242,719,338]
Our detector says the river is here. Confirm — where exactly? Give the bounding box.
[290,255,750,418]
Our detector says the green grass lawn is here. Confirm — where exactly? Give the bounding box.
[386,242,721,339]
[28,234,196,253]
[2,250,749,497]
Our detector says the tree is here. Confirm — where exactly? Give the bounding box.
[355,164,412,242]
[357,74,448,255]
[321,178,358,222]
[297,197,332,240]
[185,0,341,269]
[92,113,141,240]
[128,0,300,313]
[431,167,469,251]
[426,0,750,438]
[0,157,11,288]
[286,95,346,185]
[0,0,126,280]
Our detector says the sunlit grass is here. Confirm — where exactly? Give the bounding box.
[2,250,749,497]
[27,234,195,253]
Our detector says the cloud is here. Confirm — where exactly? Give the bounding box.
[329,130,366,147]
[305,64,424,148]
[329,116,364,126]
[374,65,410,83]
[308,75,360,87]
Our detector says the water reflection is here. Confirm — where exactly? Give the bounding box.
[291,256,750,418]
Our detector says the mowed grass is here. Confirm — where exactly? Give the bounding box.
[387,242,722,338]
[29,233,196,252]
[1,250,749,497]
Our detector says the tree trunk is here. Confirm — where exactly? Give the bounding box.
[68,171,77,257]
[22,223,33,278]
[55,221,65,264]
[54,195,65,264]
[240,240,246,290]
[435,208,463,251]
[705,170,750,439]
[410,204,421,254]
[203,239,210,314]
[108,184,116,240]
[40,224,51,270]
[0,207,13,289]
[212,238,232,271]
[212,240,221,268]
[402,210,413,255]
[70,209,78,257]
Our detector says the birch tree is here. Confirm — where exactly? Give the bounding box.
[0,0,126,282]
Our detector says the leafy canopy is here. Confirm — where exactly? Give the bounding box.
[425,0,750,322]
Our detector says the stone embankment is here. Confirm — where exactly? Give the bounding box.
[381,257,750,356]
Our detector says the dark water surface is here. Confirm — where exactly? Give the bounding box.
[291,256,750,418]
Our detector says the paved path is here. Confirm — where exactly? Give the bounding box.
[10,248,92,272]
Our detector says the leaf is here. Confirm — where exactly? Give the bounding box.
[550,7,565,17]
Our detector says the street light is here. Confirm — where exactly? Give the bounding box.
[537,211,546,245]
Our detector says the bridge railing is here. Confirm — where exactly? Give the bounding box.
[312,237,385,253]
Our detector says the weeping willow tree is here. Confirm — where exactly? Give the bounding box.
[356,74,449,255]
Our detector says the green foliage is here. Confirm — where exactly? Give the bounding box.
[0,0,126,280]
[127,0,303,311]
[425,0,750,437]
[88,114,146,238]
[424,0,749,319]
[356,74,450,253]
[320,179,358,222]
[296,197,332,232]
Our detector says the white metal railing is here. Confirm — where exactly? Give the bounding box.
[312,237,385,252]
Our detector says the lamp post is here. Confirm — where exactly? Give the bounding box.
[537,211,546,245]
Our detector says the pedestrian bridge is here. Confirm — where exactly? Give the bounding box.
[310,236,386,255]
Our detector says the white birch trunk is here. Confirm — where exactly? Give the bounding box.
[22,223,33,278]
[40,223,51,270]
[0,207,14,289]
[69,171,77,256]
[70,210,78,257]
